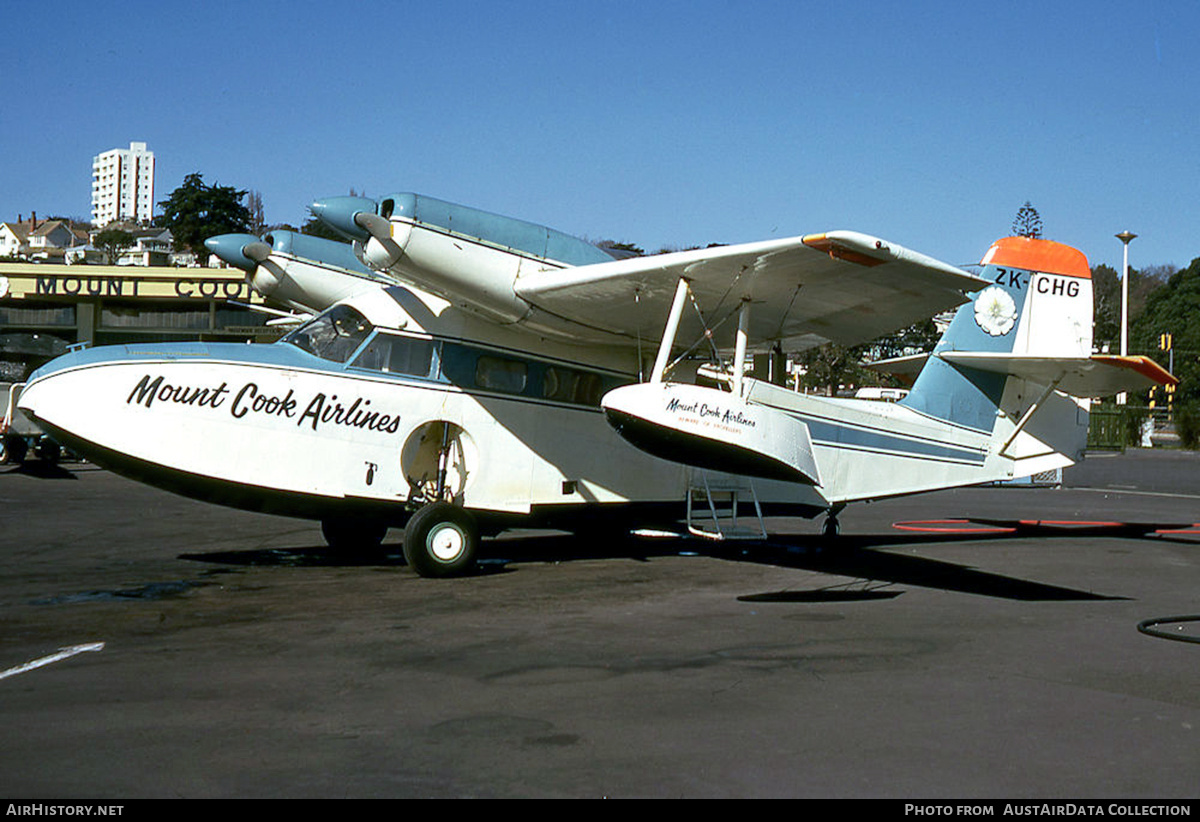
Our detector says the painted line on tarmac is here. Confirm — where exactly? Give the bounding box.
[0,642,105,681]
[1068,486,1200,501]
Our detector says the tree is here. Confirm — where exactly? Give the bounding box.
[594,239,645,257]
[156,173,252,261]
[1092,262,1172,354]
[92,227,135,265]
[1092,263,1121,350]
[795,341,875,396]
[1131,257,1200,404]
[871,318,940,361]
[1011,201,1043,238]
[245,190,267,236]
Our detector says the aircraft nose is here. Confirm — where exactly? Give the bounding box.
[19,342,216,467]
[25,346,90,386]
[309,196,378,242]
[17,347,96,429]
[204,234,272,272]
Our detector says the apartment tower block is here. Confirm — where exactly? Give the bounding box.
[92,141,155,226]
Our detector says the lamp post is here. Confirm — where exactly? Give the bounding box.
[1116,230,1137,405]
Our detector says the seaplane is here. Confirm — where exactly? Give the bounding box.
[17,192,1176,576]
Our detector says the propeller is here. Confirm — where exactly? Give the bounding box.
[204,233,268,272]
[308,196,377,242]
[310,196,404,269]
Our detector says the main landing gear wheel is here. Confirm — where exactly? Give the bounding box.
[403,501,480,578]
[0,434,27,466]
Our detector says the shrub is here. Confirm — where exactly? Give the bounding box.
[1175,401,1200,450]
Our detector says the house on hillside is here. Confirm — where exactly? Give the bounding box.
[0,215,90,262]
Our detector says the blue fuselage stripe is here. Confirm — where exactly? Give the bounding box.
[789,412,987,464]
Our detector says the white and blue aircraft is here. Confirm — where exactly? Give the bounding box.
[18,193,1175,576]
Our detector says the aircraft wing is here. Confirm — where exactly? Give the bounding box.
[939,352,1178,396]
[515,231,987,352]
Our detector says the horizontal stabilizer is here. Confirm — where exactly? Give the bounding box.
[939,352,1177,397]
[864,352,929,385]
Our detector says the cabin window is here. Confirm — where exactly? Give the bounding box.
[351,333,435,377]
[543,366,604,406]
[475,355,527,393]
[283,305,373,363]
[436,340,629,406]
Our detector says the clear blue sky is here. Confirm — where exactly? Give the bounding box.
[2,0,1195,273]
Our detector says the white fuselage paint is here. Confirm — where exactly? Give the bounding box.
[742,380,1082,503]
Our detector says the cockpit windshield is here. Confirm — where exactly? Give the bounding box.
[283,305,374,363]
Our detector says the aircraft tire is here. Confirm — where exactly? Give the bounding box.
[403,502,479,578]
[34,436,61,464]
[321,519,388,553]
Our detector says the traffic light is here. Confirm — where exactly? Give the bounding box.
[1159,332,1173,351]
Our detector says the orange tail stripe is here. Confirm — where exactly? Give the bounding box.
[981,236,1091,278]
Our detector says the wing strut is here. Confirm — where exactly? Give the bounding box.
[650,277,754,389]
[732,298,751,396]
[651,278,692,383]
[998,375,1065,460]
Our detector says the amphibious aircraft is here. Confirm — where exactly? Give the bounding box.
[18,192,1176,576]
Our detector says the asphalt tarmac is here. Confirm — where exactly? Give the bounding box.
[1,450,1198,799]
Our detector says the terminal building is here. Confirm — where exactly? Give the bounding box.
[0,262,274,381]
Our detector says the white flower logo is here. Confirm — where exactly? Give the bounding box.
[974,286,1018,336]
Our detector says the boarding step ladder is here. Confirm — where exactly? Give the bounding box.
[686,471,767,541]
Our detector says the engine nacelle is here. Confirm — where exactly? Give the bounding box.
[358,218,412,271]
[249,265,281,297]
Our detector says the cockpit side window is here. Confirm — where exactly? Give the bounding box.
[351,332,436,378]
[283,305,374,363]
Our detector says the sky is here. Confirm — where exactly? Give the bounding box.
[2,0,1196,274]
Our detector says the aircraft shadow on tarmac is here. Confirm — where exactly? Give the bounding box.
[170,522,1200,601]
[1,462,80,480]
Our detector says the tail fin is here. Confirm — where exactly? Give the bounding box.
[897,236,1101,476]
[902,236,1092,434]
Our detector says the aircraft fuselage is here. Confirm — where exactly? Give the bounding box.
[19,286,827,534]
